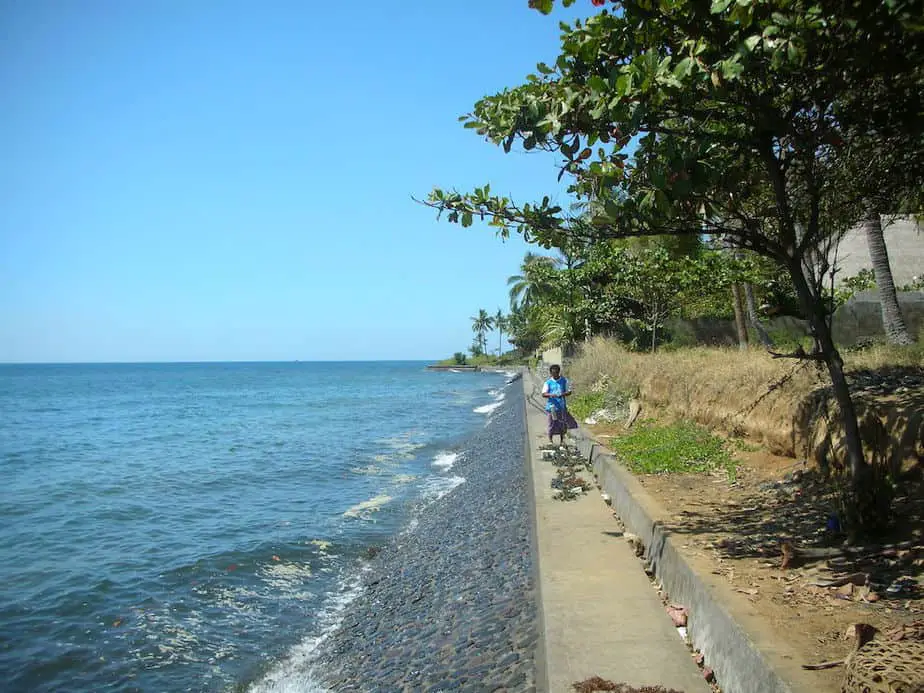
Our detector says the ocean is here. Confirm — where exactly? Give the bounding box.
[0,361,518,692]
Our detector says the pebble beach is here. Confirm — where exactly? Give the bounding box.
[314,380,539,692]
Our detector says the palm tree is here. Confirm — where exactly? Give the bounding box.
[507,252,559,311]
[470,309,493,355]
[862,209,914,345]
[494,309,508,356]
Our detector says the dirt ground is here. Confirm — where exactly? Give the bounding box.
[585,417,924,693]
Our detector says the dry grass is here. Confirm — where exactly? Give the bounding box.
[844,341,924,370]
[568,337,923,466]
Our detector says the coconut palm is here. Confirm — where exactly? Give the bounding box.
[470,309,493,355]
[862,209,913,345]
[507,252,560,311]
[494,309,509,356]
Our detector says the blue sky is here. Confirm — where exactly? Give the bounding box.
[0,0,591,362]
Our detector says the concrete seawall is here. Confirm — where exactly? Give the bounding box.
[559,409,828,693]
[522,373,710,693]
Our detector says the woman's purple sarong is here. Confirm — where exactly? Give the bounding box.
[547,408,578,437]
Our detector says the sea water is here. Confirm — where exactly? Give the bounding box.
[0,361,516,692]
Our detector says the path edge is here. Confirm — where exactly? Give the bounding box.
[572,427,800,693]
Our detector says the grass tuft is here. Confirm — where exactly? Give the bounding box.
[610,420,737,479]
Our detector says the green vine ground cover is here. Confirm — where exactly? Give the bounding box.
[608,419,738,481]
[566,391,605,422]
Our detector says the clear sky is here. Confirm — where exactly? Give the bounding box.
[1,0,591,363]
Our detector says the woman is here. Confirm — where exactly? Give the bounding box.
[542,364,578,444]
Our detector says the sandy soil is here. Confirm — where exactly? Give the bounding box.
[586,418,924,693]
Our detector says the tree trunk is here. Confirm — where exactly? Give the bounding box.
[787,262,867,483]
[731,284,749,350]
[862,208,913,345]
[744,283,775,348]
[650,300,659,352]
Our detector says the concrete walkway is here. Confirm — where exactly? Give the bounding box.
[523,376,710,693]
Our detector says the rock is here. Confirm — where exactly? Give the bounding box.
[667,604,688,627]
[838,583,856,598]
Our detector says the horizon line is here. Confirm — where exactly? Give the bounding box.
[0,359,439,366]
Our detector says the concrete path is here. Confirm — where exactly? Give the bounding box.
[523,376,710,693]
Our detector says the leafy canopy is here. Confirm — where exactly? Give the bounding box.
[428,0,924,266]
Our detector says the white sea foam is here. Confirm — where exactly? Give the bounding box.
[246,569,368,693]
[257,562,315,600]
[473,400,503,415]
[431,451,459,471]
[375,434,426,460]
[420,474,466,501]
[342,494,392,519]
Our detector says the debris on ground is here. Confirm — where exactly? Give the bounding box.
[540,444,594,501]
[572,677,688,693]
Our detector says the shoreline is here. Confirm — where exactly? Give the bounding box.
[310,382,538,691]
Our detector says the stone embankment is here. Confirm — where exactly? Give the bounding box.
[315,386,538,692]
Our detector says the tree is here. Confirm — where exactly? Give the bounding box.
[507,252,560,310]
[571,242,752,351]
[862,211,914,345]
[426,0,924,526]
[506,303,545,355]
[494,309,509,355]
[471,309,494,355]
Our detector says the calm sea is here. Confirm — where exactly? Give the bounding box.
[0,361,516,692]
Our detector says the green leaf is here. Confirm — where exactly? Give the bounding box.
[537,62,555,75]
[719,57,745,80]
[587,75,607,93]
[604,199,621,218]
[673,57,694,78]
[461,211,473,227]
[743,35,761,52]
[710,0,734,13]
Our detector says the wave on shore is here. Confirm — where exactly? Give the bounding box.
[431,451,459,470]
[246,376,528,693]
[342,494,392,518]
